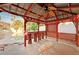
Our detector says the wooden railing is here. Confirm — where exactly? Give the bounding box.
[26,31,46,44]
[47,31,76,41]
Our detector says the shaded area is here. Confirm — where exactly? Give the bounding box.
[0,37,79,55]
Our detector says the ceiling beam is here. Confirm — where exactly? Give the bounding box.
[38,3,77,16]
[52,9,77,15]
[46,15,74,22]
[0,7,44,23]
[52,4,57,8]
[37,4,75,22]
[37,4,46,20]
[52,4,64,18]
[57,4,79,9]
[0,3,11,6]
[68,3,72,12]
[24,3,33,17]
[51,3,77,15]
[11,4,44,17]
[0,7,77,24]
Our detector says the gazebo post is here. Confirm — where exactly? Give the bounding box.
[53,11,59,43]
[23,3,33,47]
[56,20,59,42]
[45,23,48,39]
[76,21,78,46]
[74,16,79,46]
[23,17,27,47]
[38,23,40,41]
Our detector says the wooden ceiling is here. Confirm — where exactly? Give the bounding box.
[0,3,79,22]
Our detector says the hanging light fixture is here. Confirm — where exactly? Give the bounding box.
[44,5,48,12]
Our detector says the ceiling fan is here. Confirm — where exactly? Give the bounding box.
[43,4,56,18]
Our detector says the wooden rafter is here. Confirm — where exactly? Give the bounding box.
[0,7,44,22]
[11,4,44,17]
[57,4,79,9]
[38,3,77,15]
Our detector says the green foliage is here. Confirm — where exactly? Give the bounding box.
[31,23,38,31]
[26,22,38,32]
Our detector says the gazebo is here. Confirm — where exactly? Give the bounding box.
[0,3,79,47]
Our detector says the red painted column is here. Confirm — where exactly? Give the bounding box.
[23,3,33,47]
[45,13,49,39]
[76,22,78,46]
[38,23,41,41]
[56,20,59,42]
[34,32,37,42]
[41,32,43,39]
[74,16,79,46]
[24,17,27,47]
[45,23,48,39]
[28,33,32,44]
[53,11,59,42]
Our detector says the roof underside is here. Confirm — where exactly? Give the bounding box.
[0,3,79,22]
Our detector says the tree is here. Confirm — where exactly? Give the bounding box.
[10,20,23,37]
[11,20,23,30]
[26,22,38,32]
[31,23,38,31]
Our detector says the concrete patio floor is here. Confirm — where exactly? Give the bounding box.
[0,37,79,55]
[0,30,79,55]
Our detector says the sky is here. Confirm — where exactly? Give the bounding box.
[0,12,23,23]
